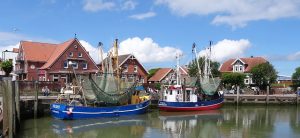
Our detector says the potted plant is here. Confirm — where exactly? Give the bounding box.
[0,60,13,77]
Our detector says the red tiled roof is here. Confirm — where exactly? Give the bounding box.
[219,57,267,73]
[148,68,172,82]
[20,41,57,62]
[40,39,75,69]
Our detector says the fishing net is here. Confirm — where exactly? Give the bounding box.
[200,77,221,95]
[81,56,136,105]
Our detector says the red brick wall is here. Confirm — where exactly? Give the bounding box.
[122,58,148,82]
[26,62,45,81]
[47,40,98,80]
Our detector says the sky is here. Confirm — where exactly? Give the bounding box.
[1,0,300,76]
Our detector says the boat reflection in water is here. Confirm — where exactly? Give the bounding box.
[52,115,147,135]
[159,110,224,138]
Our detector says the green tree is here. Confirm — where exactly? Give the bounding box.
[250,62,277,90]
[221,73,246,87]
[187,57,220,77]
[292,67,300,90]
[0,60,13,77]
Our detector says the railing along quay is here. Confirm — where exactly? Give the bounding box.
[224,94,300,104]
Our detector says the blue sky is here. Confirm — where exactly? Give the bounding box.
[1,0,300,76]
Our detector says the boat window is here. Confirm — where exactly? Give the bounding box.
[170,90,172,95]
[177,90,179,94]
[166,90,168,94]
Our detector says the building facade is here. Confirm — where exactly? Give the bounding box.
[148,66,189,84]
[219,56,267,85]
[98,54,149,83]
[15,38,98,82]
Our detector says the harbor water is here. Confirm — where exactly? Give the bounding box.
[18,105,300,138]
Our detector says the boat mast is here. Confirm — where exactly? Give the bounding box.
[113,39,119,78]
[176,53,181,85]
[98,42,104,72]
[192,43,202,82]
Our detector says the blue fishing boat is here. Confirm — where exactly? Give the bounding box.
[50,100,150,119]
[50,39,150,119]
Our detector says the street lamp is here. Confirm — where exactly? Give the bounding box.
[2,50,13,61]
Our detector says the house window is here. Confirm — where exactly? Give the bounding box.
[72,61,78,69]
[134,65,138,73]
[82,62,87,69]
[78,52,82,57]
[63,61,68,68]
[234,65,239,72]
[239,65,243,72]
[69,52,73,57]
[123,64,128,72]
[170,90,173,95]
[53,75,59,82]
[245,79,249,84]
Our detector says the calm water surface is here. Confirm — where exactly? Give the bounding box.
[18,106,300,138]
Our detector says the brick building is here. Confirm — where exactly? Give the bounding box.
[15,38,98,82]
[98,54,149,83]
[148,66,189,84]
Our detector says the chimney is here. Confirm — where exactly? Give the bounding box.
[250,56,253,58]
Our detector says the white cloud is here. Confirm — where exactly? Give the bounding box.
[155,0,300,27]
[122,0,137,10]
[198,39,251,62]
[129,11,156,20]
[79,40,102,64]
[287,51,300,61]
[119,37,182,63]
[83,0,115,12]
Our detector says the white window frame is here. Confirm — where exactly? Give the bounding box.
[83,62,87,69]
[53,75,59,82]
[239,65,244,72]
[78,52,82,57]
[69,52,73,57]
[63,61,68,68]
[134,65,138,73]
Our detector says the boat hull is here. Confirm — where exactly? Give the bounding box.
[158,97,223,112]
[50,100,150,119]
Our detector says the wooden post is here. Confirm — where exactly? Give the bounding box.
[2,77,15,138]
[34,81,38,118]
[237,86,240,106]
[266,85,269,105]
[15,81,21,130]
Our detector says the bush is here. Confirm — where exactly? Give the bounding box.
[0,60,13,77]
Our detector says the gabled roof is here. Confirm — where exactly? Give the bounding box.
[40,39,75,69]
[148,68,172,82]
[99,54,149,74]
[219,57,267,73]
[179,66,188,75]
[20,41,57,62]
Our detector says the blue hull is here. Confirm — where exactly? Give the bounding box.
[159,97,224,111]
[50,100,150,119]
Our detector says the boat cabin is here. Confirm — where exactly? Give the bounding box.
[163,85,198,102]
